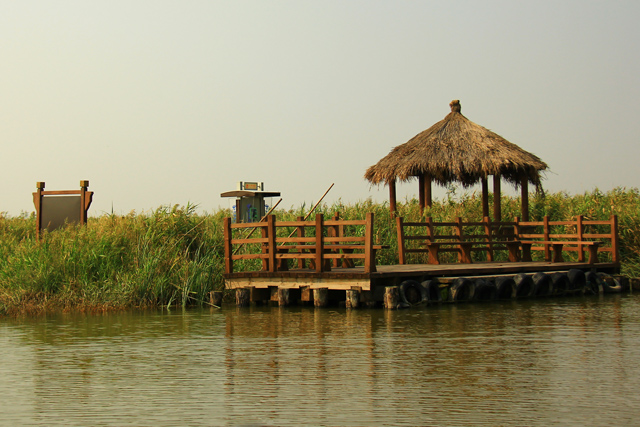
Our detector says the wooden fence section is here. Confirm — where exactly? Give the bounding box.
[397,215,619,266]
[224,212,379,274]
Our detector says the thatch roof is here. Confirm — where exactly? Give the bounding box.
[364,100,547,188]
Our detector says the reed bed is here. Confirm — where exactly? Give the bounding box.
[1,187,639,315]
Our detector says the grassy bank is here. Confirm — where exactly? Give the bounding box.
[1,188,639,315]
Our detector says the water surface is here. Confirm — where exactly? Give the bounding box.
[1,294,639,426]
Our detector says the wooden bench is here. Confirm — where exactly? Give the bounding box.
[520,240,600,264]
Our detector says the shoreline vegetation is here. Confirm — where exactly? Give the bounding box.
[1,187,639,316]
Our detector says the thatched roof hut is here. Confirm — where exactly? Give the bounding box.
[365,100,547,220]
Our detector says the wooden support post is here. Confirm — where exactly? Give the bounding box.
[267,215,276,272]
[543,216,551,261]
[396,216,406,265]
[425,175,433,208]
[209,291,223,307]
[235,288,250,306]
[331,212,340,268]
[481,177,489,219]
[313,288,328,307]
[493,174,501,222]
[364,212,376,273]
[577,215,585,262]
[315,213,324,273]
[346,289,360,309]
[277,288,290,307]
[34,181,45,240]
[521,178,529,221]
[484,216,494,262]
[296,216,305,269]
[223,217,233,274]
[384,286,399,309]
[389,179,397,216]
[611,214,619,265]
[260,224,268,271]
[300,286,313,304]
[418,174,425,212]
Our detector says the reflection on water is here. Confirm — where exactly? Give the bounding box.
[1,295,639,426]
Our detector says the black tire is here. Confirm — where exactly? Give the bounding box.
[473,278,497,301]
[597,273,623,294]
[551,272,570,296]
[514,273,535,298]
[449,278,474,302]
[421,280,442,303]
[495,276,517,299]
[533,272,553,297]
[567,269,586,293]
[399,280,428,305]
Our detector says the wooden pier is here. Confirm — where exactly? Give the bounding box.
[223,213,621,308]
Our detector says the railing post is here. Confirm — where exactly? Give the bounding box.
[331,212,340,268]
[223,217,233,274]
[364,212,376,273]
[426,217,434,241]
[484,216,494,261]
[315,213,324,273]
[296,215,305,269]
[611,214,619,265]
[396,216,406,265]
[577,215,585,262]
[543,216,551,261]
[267,215,277,272]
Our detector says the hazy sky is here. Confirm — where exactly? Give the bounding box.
[2,1,639,216]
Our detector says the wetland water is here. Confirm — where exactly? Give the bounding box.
[1,294,640,426]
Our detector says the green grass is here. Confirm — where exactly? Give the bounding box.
[1,187,639,315]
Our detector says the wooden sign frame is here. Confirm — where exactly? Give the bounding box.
[32,180,94,239]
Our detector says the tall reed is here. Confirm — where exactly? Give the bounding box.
[1,187,639,315]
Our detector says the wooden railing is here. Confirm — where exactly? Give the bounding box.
[397,215,619,265]
[223,212,379,274]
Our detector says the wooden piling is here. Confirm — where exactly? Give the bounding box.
[209,291,223,307]
[313,288,328,307]
[300,286,313,304]
[277,288,290,306]
[346,289,360,309]
[384,286,399,309]
[236,288,250,306]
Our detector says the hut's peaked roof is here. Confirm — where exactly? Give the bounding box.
[364,100,547,188]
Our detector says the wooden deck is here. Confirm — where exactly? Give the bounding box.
[223,213,621,306]
[225,260,619,291]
